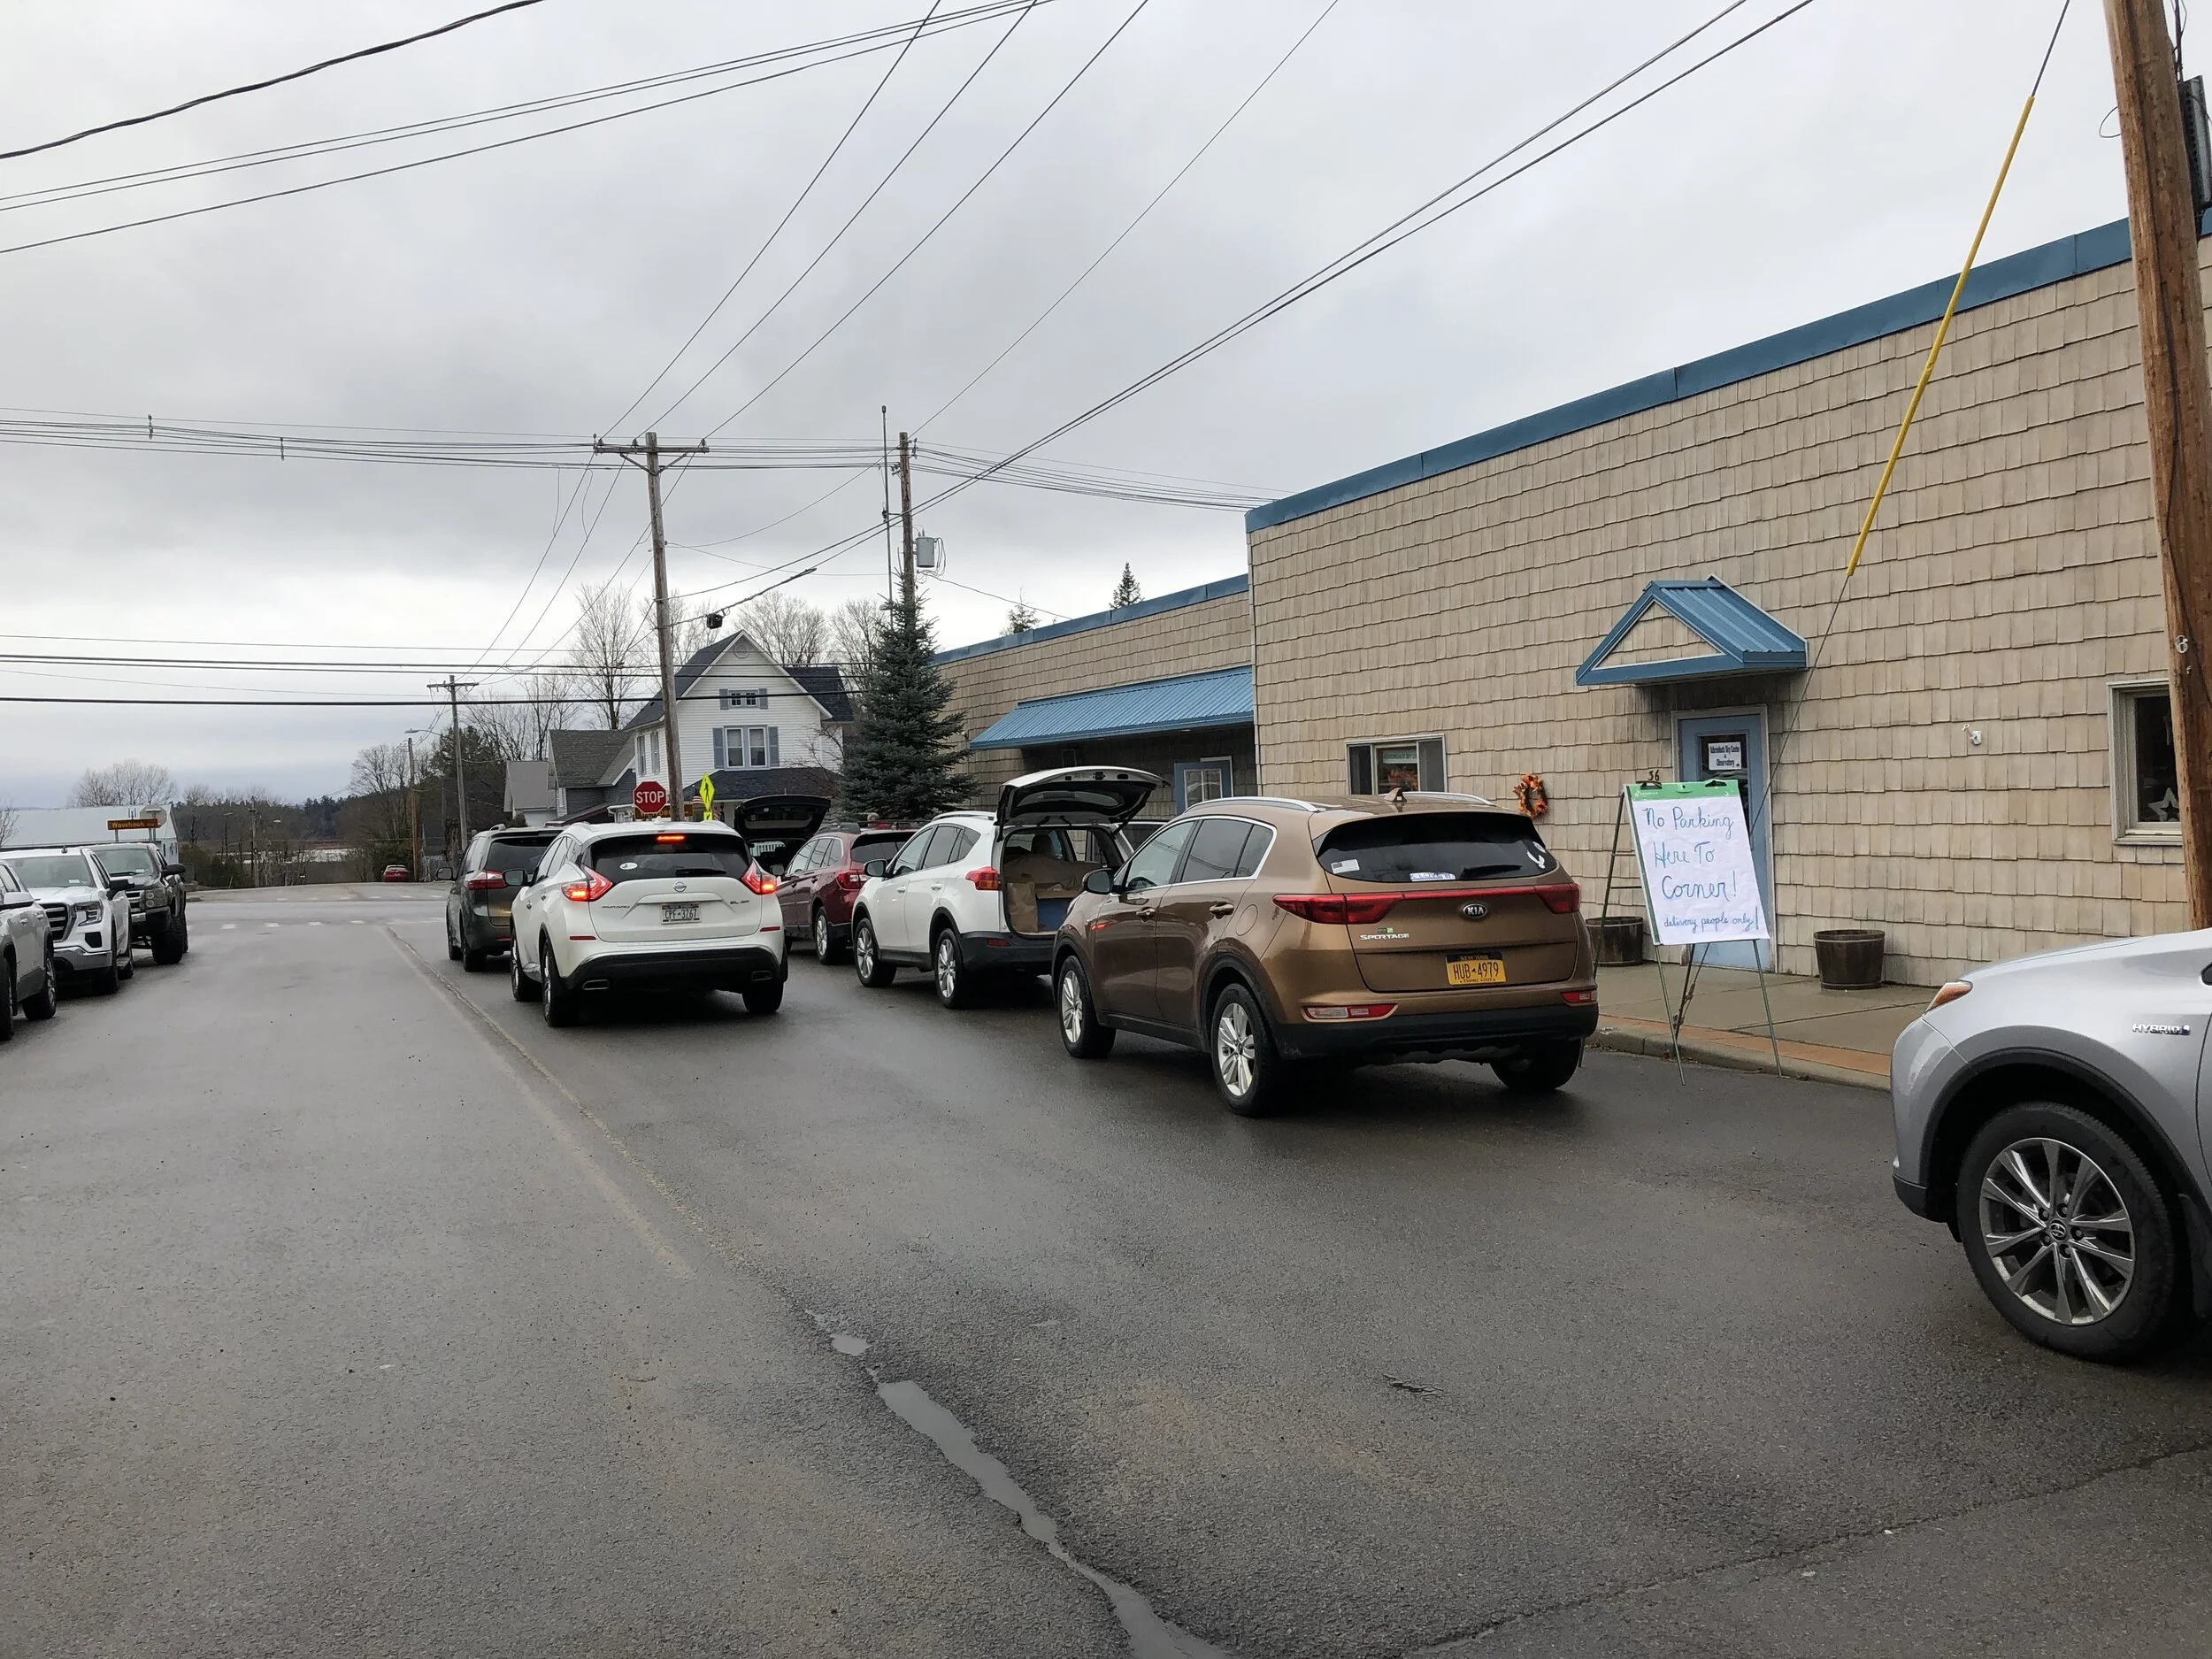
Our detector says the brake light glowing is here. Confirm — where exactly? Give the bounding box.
[654,833,686,844]
[1273,894,1400,925]
[741,863,780,895]
[1536,883,1580,914]
[966,866,1001,890]
[463,871,506,891]
[1304,1003,1396,1021]
[563,869,612,903]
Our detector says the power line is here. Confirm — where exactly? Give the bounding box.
[696,0,1156,440]
[0,4,1048,260]
[0,0,549,163]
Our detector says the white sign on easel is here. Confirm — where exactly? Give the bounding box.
[1625,780,1770,946]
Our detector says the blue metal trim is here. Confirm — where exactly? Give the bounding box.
[1248,214,2161,535]
[967,665,1254,750]
[1574,578,1807,687]
[934,573,1249,665]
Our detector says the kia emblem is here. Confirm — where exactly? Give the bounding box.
[1460,902,1488,920]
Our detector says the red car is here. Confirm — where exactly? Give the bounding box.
[380,864,411,883]
[777,825,914,964]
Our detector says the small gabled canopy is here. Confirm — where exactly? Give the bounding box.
[1575,578,1807,687]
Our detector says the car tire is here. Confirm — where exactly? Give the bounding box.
[0,951,15,1041]
[510,941,539,1003]
[743,977,785,1016]
[540,941,580,1029]
[933,926,977,1010]
[89,957,121,995]
[1956,1102,2185,1362]
[22,949,57,1021]
[1492,1039,1582,1094]
[461,939,490,972]
[813,907,845,964]
[151,912,187,965]
[446,915,464,962]
[853,915,895,987]
[1210,983,1289,1117]
[117,940,134,981]
[1055,958,1115,1059]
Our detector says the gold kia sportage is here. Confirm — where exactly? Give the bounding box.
[1050,794,1597,1115]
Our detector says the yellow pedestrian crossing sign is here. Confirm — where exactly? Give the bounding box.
[699,776,716,820]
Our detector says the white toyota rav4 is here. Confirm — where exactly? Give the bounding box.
[507,820,787,1026]
[849,767,1159,1008]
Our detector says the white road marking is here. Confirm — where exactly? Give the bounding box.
[221,924,236,931]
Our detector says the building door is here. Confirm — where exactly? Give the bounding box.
[1675,710,1774,970]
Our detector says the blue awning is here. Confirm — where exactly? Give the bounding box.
[1575,578,1807,687]
[970,666,1254,751]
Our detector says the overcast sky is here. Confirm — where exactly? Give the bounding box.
[0,0,2132,805]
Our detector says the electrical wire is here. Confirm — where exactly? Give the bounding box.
[0,0,549,163]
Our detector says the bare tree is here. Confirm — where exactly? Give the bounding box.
[567,583,649,729]
[69,760,177,807]
[740,591,827,665]
[345,742,412,845]
[828,597,883,688]
[0,799,15,847]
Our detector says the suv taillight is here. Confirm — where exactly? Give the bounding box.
[1273,894,1400,925]
[838,869,866,889]
[464,871,506,891]
[563,869,612,903]
[741,863,779,895]
[1536,883,1580,914]
[966,867,1001,890]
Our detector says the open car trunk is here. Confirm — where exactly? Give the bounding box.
[730,794,832,875]
[995,767,1161,938]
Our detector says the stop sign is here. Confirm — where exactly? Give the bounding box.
[633,780,669,818]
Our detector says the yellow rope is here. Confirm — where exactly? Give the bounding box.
[1843,91,2037,578]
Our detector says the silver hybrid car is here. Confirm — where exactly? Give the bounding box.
[1892,929,2212,1361]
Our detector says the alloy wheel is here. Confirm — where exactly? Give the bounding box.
[856,928,874,977]
[1979,1136,2136,1325]
[814,910,831,958]
[1215,999,1257,1099]
[1058,969,1084,1045]
[935,934,958,1000]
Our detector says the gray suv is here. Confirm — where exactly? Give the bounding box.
[1891,928,2212,1360]
[89,842,188,964]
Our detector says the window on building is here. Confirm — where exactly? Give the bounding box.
[1176,757,1233,809]
[2113,684,2180,840]
[635,730,664,777]
[720,687,768,710]
[714,726,779,769]
[1347,737,1446,794]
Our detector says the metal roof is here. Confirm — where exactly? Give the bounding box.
[1575,579,1807,687]
[969,666,1254,750]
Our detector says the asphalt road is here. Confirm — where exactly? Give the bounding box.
[6,887,2210,1658]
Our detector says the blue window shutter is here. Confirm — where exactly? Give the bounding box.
[768,726,780,767]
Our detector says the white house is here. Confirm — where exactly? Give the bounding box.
[547,632,855,818]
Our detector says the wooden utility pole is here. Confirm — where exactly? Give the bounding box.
[595,431,709,817]
[429,677,477,861]
[897,430,918,608]
[404,733,421,879]
[2106,0,2212,926]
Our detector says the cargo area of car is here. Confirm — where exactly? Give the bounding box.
[996,826,1119,937]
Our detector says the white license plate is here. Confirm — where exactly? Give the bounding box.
[660,902,699,925]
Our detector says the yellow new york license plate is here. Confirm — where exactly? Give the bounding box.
[1448,956,1507,987]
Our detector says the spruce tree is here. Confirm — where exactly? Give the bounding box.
[839,590,969,822]
[1110,564,1142,609]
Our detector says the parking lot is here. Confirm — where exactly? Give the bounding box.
[8,887,2212,1658]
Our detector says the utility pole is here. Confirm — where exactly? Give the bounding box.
[2105,0,2212,926]
[429,677,477,863]
[881,405,896,606]
[404,733,422,880]
[897,430,918,609]
[595,431,709,817]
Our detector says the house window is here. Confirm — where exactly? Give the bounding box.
[2112,683,2180,841]
[1175,757,1233,809]
[635,730,664,777]
[720,687,767,710]
[714,726,780,770]
[1347,737,1445,794]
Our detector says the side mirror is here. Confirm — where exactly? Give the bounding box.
[863,859,888,879]
[107,876,134,895]
[163,862,186,878]
[1082,868,1116,895]
[0,892,32,910]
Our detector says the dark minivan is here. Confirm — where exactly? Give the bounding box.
[446,827,558,970]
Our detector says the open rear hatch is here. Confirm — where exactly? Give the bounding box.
[731,794,832,875]
[995,767,1163,937]
[1316,810,1580,995]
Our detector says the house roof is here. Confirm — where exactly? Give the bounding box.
[681,764,841,803]
[624,634,852,729]
[1575,579,1807,687]
[968,666,1255,750]
[548,727,630,789]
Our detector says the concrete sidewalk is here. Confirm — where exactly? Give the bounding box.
[1589,960,1934,1091]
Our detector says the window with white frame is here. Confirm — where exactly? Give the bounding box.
[2111,682,2180,841]
[719,687,768,710]
[714,726,779,770]
[634,729,664,777]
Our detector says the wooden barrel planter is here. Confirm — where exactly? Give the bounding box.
[1813,929,1885,989]
[1593,915,1646,966]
